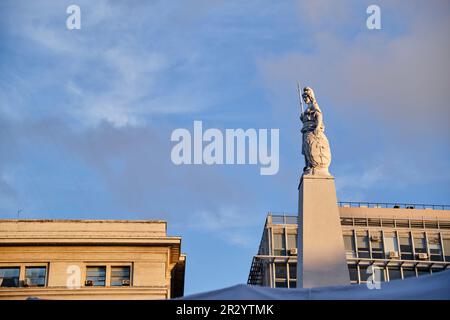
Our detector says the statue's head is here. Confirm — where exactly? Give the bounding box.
[302,87,315,104]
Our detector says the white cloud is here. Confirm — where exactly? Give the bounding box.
[257,1,450,136]
[1,1,215,127]
[186,206,258,248]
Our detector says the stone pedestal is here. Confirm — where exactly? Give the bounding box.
[297,175,350,288]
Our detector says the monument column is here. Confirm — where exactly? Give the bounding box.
[296,86,350,288]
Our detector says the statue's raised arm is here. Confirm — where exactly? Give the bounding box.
[300,87,332,176]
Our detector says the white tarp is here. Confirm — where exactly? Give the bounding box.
[182,269,450,300]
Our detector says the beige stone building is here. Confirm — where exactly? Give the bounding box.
[0,219,185,300]
[248,202,450,287]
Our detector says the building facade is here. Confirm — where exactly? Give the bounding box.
[248,202,450,288]
[0,219,185,299]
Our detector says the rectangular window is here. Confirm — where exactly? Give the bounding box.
[25,267,47,287]
[428,235,443,261]
[275,280,288,288]
[388,268,401,281]
[370,232,384,259]
[399,234,413,260]
[111,266,131,286]
[274,263,287,288]
[384,232,399,258]
[382,219,395,228]
[357,232,370,258]
[359,265,370,282]
[371,266,386,283]
[288,280,297,288]
[444,238,450,262]
[287,233,297,249]
[343,234,356,258]
[431,268,444,274]
[402,268,416,279]
[417,267,430,277]
[273,231,286,256]
[348,265,358,283]
[86,266,106,286]
[275,263,287,279]
[0,267,20,287]
[413,233,427,254]
[288,263,296,280]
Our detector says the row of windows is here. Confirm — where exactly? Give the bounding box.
[269,228,450,262]
[341,217,450,230]
[0,267,46,287]
[348,264,447,284]
[270,263,449,288]
[343,230,450,261]
[0,266,131,288]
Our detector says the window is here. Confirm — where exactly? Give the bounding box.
[402,268,416,279]
[25,267,46,287]
[343,234,356,258]
[288,263,296,280]
[431,268,444,274]
[357,232,370,258]
[359,265,370,282]
[86,266,106,286]
[382,219,395,228]
[273,231,286,256]
[428,235,443,261]
[399,234,413,260]
[0,267,19,287]
[413,233,427,254]
[370,266,385,283]
[384,232,399,258]
[288,280,297,288]
[275,263,287,279]
[275,280,288,288]
[388,267,401,281]
[287,233,297,250]
[341,218,353,226]
[274,263,287,288]
[370,232,384,259]
[444,238,450,262]
[396,219,409,228]
[417,267,430,277]
[348,265,358,283]
[111,266,131,286]
[368,218,381,227]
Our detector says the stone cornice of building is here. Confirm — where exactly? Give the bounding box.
[0,219,177,239]
[0,237,182,245]
[0,219,167,223]
[0,219,185,266]
[0,286,171,299]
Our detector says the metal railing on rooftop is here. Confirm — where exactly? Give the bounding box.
[268,202,450,225]
[338,201,450,210]
[267,214,298,225]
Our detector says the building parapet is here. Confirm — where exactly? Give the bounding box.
[338,202,450,210]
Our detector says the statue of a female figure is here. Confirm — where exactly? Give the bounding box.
[300,87,331,176]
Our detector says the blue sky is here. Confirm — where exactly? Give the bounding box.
[0,0,449,294]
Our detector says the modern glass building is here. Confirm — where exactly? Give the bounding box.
[248,202,450,288]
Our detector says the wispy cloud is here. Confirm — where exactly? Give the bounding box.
[1,1,220,127]
[187,206,258,248]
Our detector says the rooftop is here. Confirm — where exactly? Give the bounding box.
[0,219,182,244]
